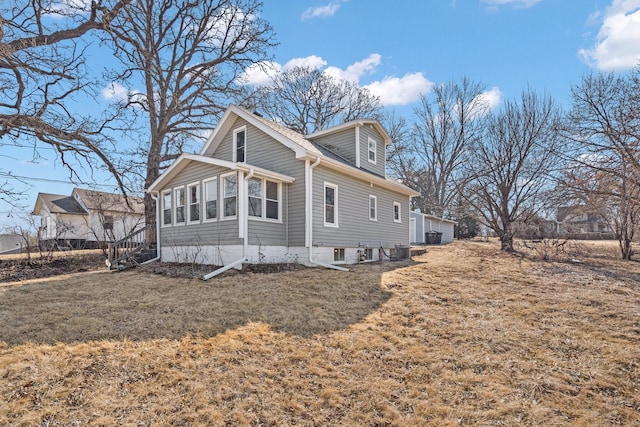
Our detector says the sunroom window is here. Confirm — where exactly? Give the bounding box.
[222,173,237,218]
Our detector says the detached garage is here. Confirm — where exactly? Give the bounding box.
[410,211,457,244]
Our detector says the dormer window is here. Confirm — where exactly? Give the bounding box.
[368,137,376,164]
[233,126,246,163]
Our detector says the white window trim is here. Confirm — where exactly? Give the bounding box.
[393,201,402,223]
[367,137,377,165]
[221,172,238,220]
[233,126,247,163]
[161,189,172,227]
[203,177,218,223]
[187,181,201,224]
[174,187,186,226]
[324,182,339,228]
[369,195,377,221]
[247,177,283,224]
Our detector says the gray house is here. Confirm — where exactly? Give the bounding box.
[147,105,419,275]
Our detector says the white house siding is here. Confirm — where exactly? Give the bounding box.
[312,165,410,249]
[0,234,23,254]
[41,212,90,241]
[86,210,143,242]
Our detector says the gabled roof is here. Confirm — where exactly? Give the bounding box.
[196,105,418,197]
[410,211,458,225]
[32,189,144,216]
[33,193,87,215]
[307,119,392,145]
[147,154,296,193]
[73,188,144,214]
[200,105,320,158]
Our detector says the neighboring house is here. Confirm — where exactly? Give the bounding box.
[0,234,24,254]
[32,188,145,249]
[554,206,612,235]
[147,105,419,274]
[409,211,457,244]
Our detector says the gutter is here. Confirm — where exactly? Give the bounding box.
[144,192,161,264]
[306,157,349,272]
[202,169,254,280]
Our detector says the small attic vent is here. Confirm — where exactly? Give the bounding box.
[253,111,263,117]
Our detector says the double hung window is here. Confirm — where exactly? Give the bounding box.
[248,177,280,221]
[174,188,185,224]
[162,191,172,226]
[188,182,200,223]
[204,178,218,221]
[223,173,237,218]
[234,127,246,163]
[324,183,338,227]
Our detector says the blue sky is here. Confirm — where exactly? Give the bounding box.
[2,0,640,230]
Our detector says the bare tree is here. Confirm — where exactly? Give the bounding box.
[389,78,488,217]
[559,71,640,260]
[250,66,382,135]
[0,0,132,198]
[463,89,563,252]
[105,0,276,225]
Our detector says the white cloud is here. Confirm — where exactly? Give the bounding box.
[101,82,129,102]
[480,0,542,8]
[283,55,327,71]
[238,61,282,86]
[47,0,92,17]
[301,1,348,20]
[239,56,328,86]
[477,87,502,111]
[324,54,381,83]
[579,0,640,70]
[101,82,145,107]
[239,54,432,107]
[365,72,433,106]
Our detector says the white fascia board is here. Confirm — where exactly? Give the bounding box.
[146,154,295,194]
[200,105,308,158]
[307,120,392,145]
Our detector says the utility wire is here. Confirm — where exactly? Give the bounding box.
[0,171,117,188]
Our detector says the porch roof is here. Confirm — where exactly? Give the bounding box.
[146,154,296,193]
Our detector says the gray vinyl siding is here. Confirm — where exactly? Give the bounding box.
[159,163,240,246]
[247,186,288,246]
[210,116,308,247]
[359,124,386,177]
[310,128,356,165]
[211,117,240,162]
[283,162,307,246]
[312,165,410,248]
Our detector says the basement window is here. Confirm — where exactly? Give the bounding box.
[365,248,373,261]
[334,248,345,262]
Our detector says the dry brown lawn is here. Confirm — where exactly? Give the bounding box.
[1,240,639,426]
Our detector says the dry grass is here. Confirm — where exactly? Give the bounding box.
[1,241,639,426]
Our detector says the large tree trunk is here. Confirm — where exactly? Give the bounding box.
[498,224,516,252]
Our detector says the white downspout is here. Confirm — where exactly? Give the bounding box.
[307,157,349,272]
[143,191,161,265]
[202,169,253,280]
